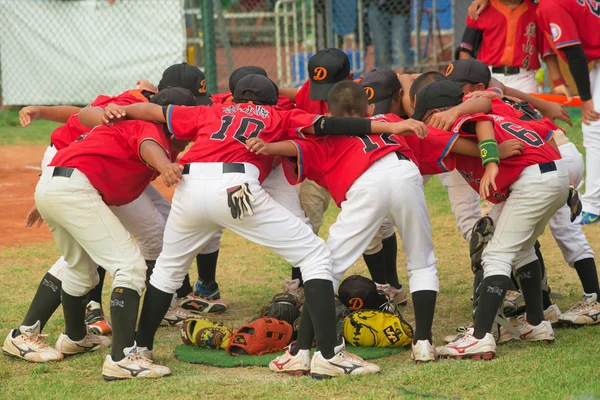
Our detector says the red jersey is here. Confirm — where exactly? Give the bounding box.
[211,93,295,111]
[452,113,561,203]
[49,121,171,206]
[50,89,149,150]
[404,126,458,176]
[489,98,560,132]
[295,80,329,114]
[464,0,541,69]
[537,0,600,62]
[281,114,417,207]
[165,103,320,182]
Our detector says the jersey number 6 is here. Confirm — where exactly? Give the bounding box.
[211,116,266,145]
[500,122,543,147]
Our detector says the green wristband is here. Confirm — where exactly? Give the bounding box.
[479,139,499,166]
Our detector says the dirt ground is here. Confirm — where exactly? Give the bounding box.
[0,145,174,248]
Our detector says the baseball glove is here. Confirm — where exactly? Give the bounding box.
[343,310,413,348]
[260,292,301,327]
[226,318,293,356]
[335,296,350,343]
[180,318,232,350]
[469,216,495,273]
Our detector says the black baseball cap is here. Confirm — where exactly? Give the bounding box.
[412,80,464,121]
[233,74,279,105]
[308,48,351,101]
[229,66,268,93]
[338,275,387,311]
[445,59,491,87]
[151,87,197,107]
[360,68,401,115]
[158,63,212,105]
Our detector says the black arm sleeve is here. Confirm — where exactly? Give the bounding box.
[313,116,372,136]
[560,45,592,101]
[456,27,483,59]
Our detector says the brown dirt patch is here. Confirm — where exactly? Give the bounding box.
[0,145,175,248]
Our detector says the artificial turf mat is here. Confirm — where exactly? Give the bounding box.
[174,344,405,368]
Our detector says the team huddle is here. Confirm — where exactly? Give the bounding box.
[3,0,600,382]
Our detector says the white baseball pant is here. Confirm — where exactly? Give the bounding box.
[490,69,538,95]
[327,153,439,292]
[35,167,147,297]
[581,61,600,215]
[483,159,570,278]
[149,162,332,294]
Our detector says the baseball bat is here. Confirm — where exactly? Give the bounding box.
[530,93,582,107]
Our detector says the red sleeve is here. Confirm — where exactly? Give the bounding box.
[451,113,495,136]
[536,1,581,50]
[405,127,458,175]
[211,93,233,104]
[276,96,296,111]
[280,109,322,140]
[164,105,208,141]
[130,122,172,168]
[281,139,322,185]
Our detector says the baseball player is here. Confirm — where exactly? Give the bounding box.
[410,80,569,359]
[103,74,423,377]
[446,58,600,325]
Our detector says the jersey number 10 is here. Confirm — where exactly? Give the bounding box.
[211,116,266,145]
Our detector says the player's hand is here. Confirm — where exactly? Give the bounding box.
[582,100,600,125]
[468,0,489,20]
[137,79,158,93]
[159,163,184,187]
[498,139,524,159]
[19,106,41,128]
[389,120,428,138]
[25,205,44,228]
[552,84,573,102]
[246,138,270,154]
[464,90,502,100]
[101,108,126,125]
[480,162,498,199]
[428,109,459,131]
[538,101,572,127]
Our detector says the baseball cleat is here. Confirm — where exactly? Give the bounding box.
[437,327,496,360]
[282,278,304,303]
[102,345,171,381]
[193,279,221,300]
[85,301,112,335]
[376,283,408,306]
[512,316,555,343]
[310,341,380,379]
[161,305,201,327]
[443,326,468,344]
[269,342,310,376]
[492,323,516,345]
[137,346,154,361]
[579,211,600,225]
[411,339,437,363]
[503,290,525,315]
[55,326,112,355]
[559,293,600,326]
[2,321,63,362]
[178,293,229,314]
[544,304,561,325]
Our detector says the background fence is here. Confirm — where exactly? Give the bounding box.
[0,0,471,105]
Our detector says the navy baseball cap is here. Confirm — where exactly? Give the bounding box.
[159,63,212,105]
[233,74,279,105]
[360,68,402,115]
[445,59,491,87]
[412,80,464,121]
[151,87,197,107]
[308,48,351,101]
[229,66,268,93]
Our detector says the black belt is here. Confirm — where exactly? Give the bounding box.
[539,161,557,174]
[491,66,521,75]
[396,152,410,161]
[182,163,245,175]
[52,167,74,178]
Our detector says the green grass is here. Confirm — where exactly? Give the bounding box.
[0,109,61,146]
[1,113,599,399]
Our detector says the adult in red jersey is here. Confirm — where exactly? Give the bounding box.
[106,74,427,378]
[13,88,195,379]
[412,80,569,360]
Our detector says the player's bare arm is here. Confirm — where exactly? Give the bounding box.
[246,138,297,156]
[475,120,498,199]
[468,0,488,20]
[428,97,492,131]
[139,139,183,188]
[450,137,523,159]
[543,54,573,101]
[24,205,43,228]
[19,105,81,128]
[136,79,158,93]
[279,87,299,103]
[99,103,167,126]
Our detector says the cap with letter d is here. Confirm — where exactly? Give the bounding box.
[411,80,464,121]
[445,59,491,88]
[233,74,279,105]
[308,48,351,101]
[360,67,402,115]
[338,275,387,311]
[159,63,212,105]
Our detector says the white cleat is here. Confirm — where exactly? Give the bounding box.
[437,327,496,360]
[411,339,437,363]
[559,293,600,326]
[282,279,305,303]
[310,341,381,379]
[376,283,408,306]
[513,317,555,343]
[55,326,112,355]
[544,304,561,325]
[269,342,310,376]
[2,321,63,363]
[102,344,171,381]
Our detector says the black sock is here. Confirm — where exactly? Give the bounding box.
[517,260,544,325]
[382,233,400,288]
[472,270,484,317]
[196,250,219,284]
[177,274,193,298]
[87,267,106,304]
[291,267,304,286]
[412,290,437,343]
[303,279,337,359]
[473,275,510,339]
[534,242,553,309]
[363,248,387,284]
[21,272,62,330]
[574,258,600,296]
[110,287,141,361]
[293,308,314,354]
[135,284,173,351]
[61,290,88,341]
[510,271,520,291]
[145,260,156,287]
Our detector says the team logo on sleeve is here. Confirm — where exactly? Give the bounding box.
[550,23,562,42]
[576,0,600,17]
